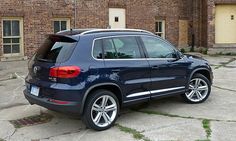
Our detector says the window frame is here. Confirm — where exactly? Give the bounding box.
[155,20,165,39]
[92,35,145,60]
[139,35,178,60]
[53,18,70,33]
[2,17,24,57]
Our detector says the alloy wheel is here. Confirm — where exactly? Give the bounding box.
[91,95,117,128]
[185,78,209,102]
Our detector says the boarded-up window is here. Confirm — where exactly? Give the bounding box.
[178,20,188,47]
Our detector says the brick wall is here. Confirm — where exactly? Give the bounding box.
[0,0,202,58]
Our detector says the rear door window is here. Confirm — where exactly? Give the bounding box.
[93,36,142,59]
[113,37,142,59]
[35,35,77,63]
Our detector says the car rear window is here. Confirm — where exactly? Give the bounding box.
[35,35,77,63]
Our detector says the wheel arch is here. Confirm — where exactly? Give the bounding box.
[189,68,212,84]
[79,83,123,115]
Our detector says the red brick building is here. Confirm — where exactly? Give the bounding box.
[0,0,235,60]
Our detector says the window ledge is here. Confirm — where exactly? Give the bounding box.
[1,56,28,62]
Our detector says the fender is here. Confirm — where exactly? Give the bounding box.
[188,67,211,85]
[79,82,122,115]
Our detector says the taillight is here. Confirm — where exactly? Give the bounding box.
[49,66,80,78]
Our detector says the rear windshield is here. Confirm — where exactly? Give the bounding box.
[35,35,77,63]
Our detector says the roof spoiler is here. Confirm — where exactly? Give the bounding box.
[46,34,78,42]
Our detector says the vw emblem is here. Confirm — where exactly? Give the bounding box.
[33,66,39,74]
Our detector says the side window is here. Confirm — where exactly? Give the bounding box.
[141,36,176,58]
[113,37,141,59]
[93,39,103,59]
[103,38,117,59]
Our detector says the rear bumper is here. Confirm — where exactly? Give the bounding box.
[24,89,81,114]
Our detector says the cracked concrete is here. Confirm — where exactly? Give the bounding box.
[0,55,236,141]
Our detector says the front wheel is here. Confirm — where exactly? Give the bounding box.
[182,73,211,104]
[82,90,119,131]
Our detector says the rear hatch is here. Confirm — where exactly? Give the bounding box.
[27,34,78,84]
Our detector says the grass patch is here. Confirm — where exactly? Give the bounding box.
[116,124,151,141]
[195,139,210,141]
[202,119,212,139]
[214,58,236,69]
[0,139,6,141]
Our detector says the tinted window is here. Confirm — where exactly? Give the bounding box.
[114,37,141,59]
[141,36,176,58]
[93,39,103,59]
[35,35,77,63]
[103,38,117,59]
[102,36,141,59]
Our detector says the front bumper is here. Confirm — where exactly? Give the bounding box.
[24,89,81,114]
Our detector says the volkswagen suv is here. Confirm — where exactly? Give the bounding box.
[24,29,213,130]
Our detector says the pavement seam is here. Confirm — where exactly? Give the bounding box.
[134,110,236,123]
[14,72,25,81]
[214,58,236,69]
[2,128,17,141]
[212,85,236,93]
[36,128,85,140]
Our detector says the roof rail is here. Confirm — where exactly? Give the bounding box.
[56,28,98,35]
[80,28,154,35]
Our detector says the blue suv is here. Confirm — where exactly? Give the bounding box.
[24,29,213,130]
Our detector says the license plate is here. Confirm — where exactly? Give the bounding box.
[31,86,40,96]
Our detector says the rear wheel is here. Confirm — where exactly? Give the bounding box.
[182,73,211,103]
[82,90,119,131]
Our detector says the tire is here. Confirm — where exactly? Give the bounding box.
[82,89,120,131]
[182,73,211,104]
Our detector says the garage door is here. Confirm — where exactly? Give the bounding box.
[215,5,236,44]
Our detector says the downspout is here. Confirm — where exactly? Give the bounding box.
[191,0,195,52]
[74,0,77,29]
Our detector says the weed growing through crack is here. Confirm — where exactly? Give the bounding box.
[116,124,151,141]
[202,119,212,139]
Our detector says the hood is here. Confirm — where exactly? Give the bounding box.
[184,54,207,62]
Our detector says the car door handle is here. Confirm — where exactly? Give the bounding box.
[151,66,159,69]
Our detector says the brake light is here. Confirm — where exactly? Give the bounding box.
[49,66,80,78]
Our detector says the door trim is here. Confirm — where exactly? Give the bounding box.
[126,86,186,98]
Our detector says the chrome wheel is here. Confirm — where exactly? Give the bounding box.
[91,95,117,128]
[185,78,209,102]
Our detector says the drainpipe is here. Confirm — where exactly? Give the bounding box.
[190,0,195,52]
[74,0,77,29]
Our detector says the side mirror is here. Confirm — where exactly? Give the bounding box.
[175,51,183,59]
